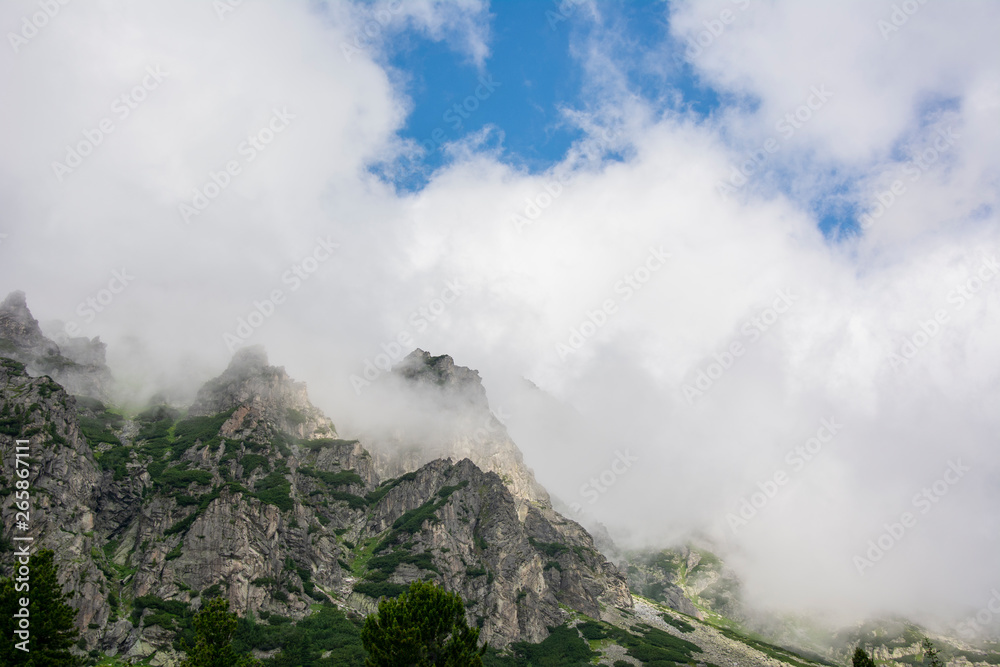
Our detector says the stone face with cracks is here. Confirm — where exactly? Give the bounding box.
[0,302,633,662]
[0,290,112,400]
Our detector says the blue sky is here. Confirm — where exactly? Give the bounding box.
[381,2,719,184]
[377,0,858,236]
[3,0,997,622]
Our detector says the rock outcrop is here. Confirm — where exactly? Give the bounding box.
[0,290,112,400]
[1,305,633,663]
[363,349,552,514]
[0,357,113,637]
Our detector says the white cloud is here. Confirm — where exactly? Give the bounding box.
[0,0,998,629]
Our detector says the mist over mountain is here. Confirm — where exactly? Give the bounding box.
[2,0,1000,664]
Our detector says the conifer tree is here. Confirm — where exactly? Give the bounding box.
[361,580,484,667]
[0,549,80,666]
[853,645,877,667]
[922,637,944,667]
[178,596,260,667]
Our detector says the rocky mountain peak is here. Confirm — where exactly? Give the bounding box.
[394,348,489,411]
[226,344,270,375]
[362,349,551,514]
[0,289,55,353]
[189,345,336,440]
[0,290,111,400]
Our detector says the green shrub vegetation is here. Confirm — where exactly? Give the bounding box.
[571,620,702,667]
[172,409,235,456]
[712,624,834,667]
[299,438,359,452]
[0,401,30,437]
[76,400,130,478]
[165,513,199,537]
[201,584,223,599]
[157,467,213,491]
[327,491,368,509]
[363,471,418,505]
[353,581,409,599]
[240,454,271,476]
[361,580,484,665]
[364,550,438,582]
[132,595,196,651]
[253,471,294,511]
[97,444,132,481]
[178,597,260,667]
[485,623,597,666]
[233,602,366,666]
[136,406,180,460]
[79,414,123,445]
[377,480,468,552]
[285,408,308,425]
[299,466,363,488]
[0,549,80,666]
[528,537,568,559]
[164,487,224,536]
[659,612,695,633]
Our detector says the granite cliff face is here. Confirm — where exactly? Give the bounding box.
[0,357,111,632]
[0,302,633,664]
[6,294,996,667]
[0,291,112,401]
[363,348,552,515]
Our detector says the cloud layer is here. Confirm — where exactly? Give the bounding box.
[1,0,998,629]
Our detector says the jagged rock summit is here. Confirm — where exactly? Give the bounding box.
[361,347,552,513]
[0,290,112,400]
[1,305,634,662]
[7,294,992,667]
[189,345,336,441]
[0,290,56,352]
[394,348,490,410]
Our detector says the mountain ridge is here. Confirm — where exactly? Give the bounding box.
[0,292,635,665]
[3,291,998,666]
